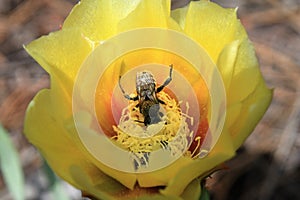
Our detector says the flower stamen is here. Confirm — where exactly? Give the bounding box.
[112,91,194,170]
[190,136,201,159]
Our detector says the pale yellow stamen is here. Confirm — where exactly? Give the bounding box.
[190,136,201,158]
[112,92,193,156]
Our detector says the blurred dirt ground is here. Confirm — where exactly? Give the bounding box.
[0,0,299,199]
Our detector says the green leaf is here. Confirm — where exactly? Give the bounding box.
[199,187,210,200]
[0,125,25,200]
[42,160,70,200]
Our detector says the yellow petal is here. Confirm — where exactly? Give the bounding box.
[180,179,201,200]
[50,65,79,123]
[24,90,75,186]
[171,5,189,29]
[136,157,193,187]
[161,129,235,196]
[216,38,272,145]
[66,113,137,189]
[25,29,91,121]
[216,40,240,91]
[63,0,141,41]
[70,165,127,200]
[217,38,263,105]
[25,28,92,89]
[24,90,131,199]
[183,1,247,62]
[230,78,273,149]
[118,0,181,31]
[226,39,261,104]
[225,102,242,129]
[25,90,137,197]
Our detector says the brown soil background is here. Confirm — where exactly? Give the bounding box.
[0,0,299,199]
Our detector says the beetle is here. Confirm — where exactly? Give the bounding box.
[118,64,173,126]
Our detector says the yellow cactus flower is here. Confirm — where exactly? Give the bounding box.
[24,0,272,199]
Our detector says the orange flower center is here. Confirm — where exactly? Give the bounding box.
[94,49,211,170]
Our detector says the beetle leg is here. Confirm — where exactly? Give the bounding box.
[156,64,173,93]
[119,76,138,101]
[158,99,166,105]
[134,120,144,124]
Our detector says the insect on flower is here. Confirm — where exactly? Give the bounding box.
[118,64,173,126]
